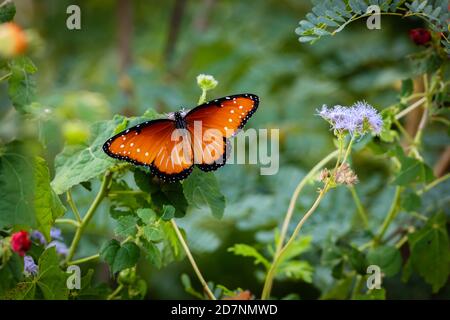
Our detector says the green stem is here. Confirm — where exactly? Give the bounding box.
[374,187,402,244]
[107,284,124,300]
[66,171,112,263]
[68,254,100,265]
[0,72,12,82]
[349,185,369,228]
[418,173,450,195]
[275,150,338,257]
[66,190,82,222]
[170,219,216,300]
[198,89,207,105]
[395,97,426,120]
[55,218,80,228]
[340,135,355,165]
[351,274,364,299]
[261,183,330,300]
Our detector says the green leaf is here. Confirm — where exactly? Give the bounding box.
[183,167,225,219]
[152,181,188,218]
[227,244,270,269]
[100,239,121,267]
[142,225,164,243]
[348,246,367,275]
[277,260,314,282]
[51,116,124,194]
[7,57,37,113]
[0,1,16,23]
[391,147,435,185]
[112,242,140,274]
[407,213,450,293]
[367,246,402,277]
[0,142,64,240]
[136,208,157,224]
[321,276,353,300]
[354,288,386,300]
[161,205,175,221]
[114,216,138,237]
[400,79,414,97]
[142,240,162,269]
[36,248,69,299]
[401,190,422,212]
[160,221,184,265]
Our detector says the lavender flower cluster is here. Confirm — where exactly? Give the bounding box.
[24,228,69,276]
[318,101,383,135]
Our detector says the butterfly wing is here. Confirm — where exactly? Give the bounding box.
[184,93,259,171]
[103,119,194,182]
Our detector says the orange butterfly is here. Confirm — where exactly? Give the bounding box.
[103,94,259,182]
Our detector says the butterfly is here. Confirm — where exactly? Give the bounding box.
[103,93,259,182]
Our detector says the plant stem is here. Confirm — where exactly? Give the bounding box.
[374,186,401,244]
[261,183,330,300]
[66,171,112,263]
[395,97,426,120]
[349,185,369,228]
[351,274,364,299]
[107,284,124,300]
[68,254,100,265]
[198,89,207,105]
[275,150,338,257]
[66,190,82,222]
[55,218,80,228]
[0,72,12,82]
[340,135,355,165]
[170,219,216,300]
[418,173,450,195]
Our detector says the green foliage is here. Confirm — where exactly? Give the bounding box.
[51,117,121,194]
[391,146,435,185]
[183,168,226,219]
[7,57,37,113]
[367,246,402,277]
[5,248,69,300]
[405,213,450,293]
[228,244,270,269]
[0,0,15,23]
[0,141,64,239]
[295,0,449,53]
[100,240,140,275]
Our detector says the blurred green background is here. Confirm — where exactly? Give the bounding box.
[2,0,448,299]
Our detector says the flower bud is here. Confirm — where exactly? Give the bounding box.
[10,230,31,257]
[409,28,431,46]
[197,74,218,91]
[0,22,27,58]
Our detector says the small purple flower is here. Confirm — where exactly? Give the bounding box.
[23,255,39,276]
[318,101,382,135]
[31,230,47,246]
[47,240,69,256]
[50,228,64,241]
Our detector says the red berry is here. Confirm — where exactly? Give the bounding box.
[409,28,431,46]
[10,230,32,256]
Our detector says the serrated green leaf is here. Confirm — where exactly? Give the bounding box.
[100,239,121,267]
[0,142,64,240]
[51,117,124,194]
[112,242,140,274]
[142,225,164,243]
[136,208,157,224]
[142,240,162,269]
[114,215,138,237]
[408,213,450,293]
[183,168,225,219]
[152,181,188,218]
[228,244,270,269]
[367,246,402,277]
[7,57,37,113]
[161,205,175,221]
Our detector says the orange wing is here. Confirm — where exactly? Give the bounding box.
[103,119,194,182]
[184,94,259,171]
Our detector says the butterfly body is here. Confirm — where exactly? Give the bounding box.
[103,94,259,182]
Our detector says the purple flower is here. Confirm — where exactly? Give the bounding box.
[47,240,69,256]
[50,228,64,241]
[24,255,39,276]
[318,101,382,135]
[31,230,47,246]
